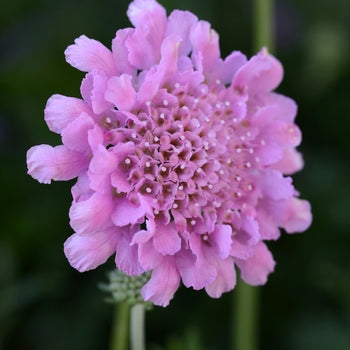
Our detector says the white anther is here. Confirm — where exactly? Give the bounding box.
[225,101,231,106]
[154,136,159,142]
[227,159,232,164]
[201,87,206,94]
[131,133,137,138]
[180,135,185,140]
[163,99,168,106]
[220,120,225,124]
[181,106,188,111]
[233,118,238,123]
[161,166,167,172]
[236,147,242,153]
[205,117,210,122]
[219,169,224,175]
[214,201,222,208]
[212,142,217,147]
[226,135,231,140]
[235,175,241,182]
[160,113,165,119]
[154,209,159,215]
[146,101,151,107]
[175,83,180,89]
[194,98,199,104]
[190,219,196,225]
[236,191,242,197]
[261,139,266,146]
[173,203,178,209]
[146,187,152,193]
[145,161,151,168]
[241,136,246,141]
[180,164,185,169]
[144,141,150,147]
[216,79,221,85]
[249,148,254,154]
[178,185,184,191]
[124,158,131,165]
[194,202,200,207]
[245,162,251,168]
[246,131,251,137]
[208,184,213,189]
[203,234,209,241]
[105,117,112,123]
[216,103,221,108]
[178,123,183,128]
[142,121,147,126]
[247,184,253,191]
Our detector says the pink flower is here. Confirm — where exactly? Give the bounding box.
[27,0,312,307]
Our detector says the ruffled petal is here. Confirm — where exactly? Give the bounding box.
[259,169,294,200]
[61,113,95,153]
[205,257,236,298]
[141,255,180,307]
[80,70,113,114]
[283,198,312,233]
[235,242,275,285]
[65,35,116,75]
[176,250,217,290]
[44,94,91,134]
[64,228,119,272]
[210,224,232,259]
[27,144,87,184]
[233,48,283,93]
[69,192,114,234]
[105,74,136,111]
[126,0,167,69]
[115,230,144,276]
[152,220,181,256]
[166,10,198,56]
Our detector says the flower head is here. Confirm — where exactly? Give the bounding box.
[27,0,312,306]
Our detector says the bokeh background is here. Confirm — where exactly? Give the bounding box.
[1,0,350,349]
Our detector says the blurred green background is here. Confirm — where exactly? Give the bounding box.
[1,0,350,349]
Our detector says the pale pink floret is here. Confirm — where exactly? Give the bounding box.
[26,0,312,307]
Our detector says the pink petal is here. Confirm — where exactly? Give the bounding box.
[263,92,298,123]
[166,10,198,56]
[190,20,220,72]
[61,113,95,153]
[259,170,294,200]
[255,141,283,166]
[69,192,114,234]
[64,35,116,75]
[152,220,181,256]
[230,238,254,260]
[112,28,136,76]
[112,195,149,227]
[141,255,180,307]
[44,94,91,134]
[27,144,88,184]
[126,0,167,69]
[235,242,275,285]
[64,227,119,272]
[80,70,113,115]
[88,145,117,193]
[105,74,136,111]
[176,250,217,290]
[205,257,236,298]
[233,48,283,93]
[71,173,92,202]
[210,224,232,259]
[273,148,304,175]
[138,239,163,270]
[283,198,312,233]
[115,230,144,276]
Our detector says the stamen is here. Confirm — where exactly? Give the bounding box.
[163,99,168,106]
[190,219,196,226]
[146,187,152,193]
[124,158,131,165]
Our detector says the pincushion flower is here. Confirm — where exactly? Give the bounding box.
[27,0,312,307]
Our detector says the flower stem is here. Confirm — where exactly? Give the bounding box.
[110,303,129,350]
[253,0,275,52]
[232,280,259,350]
[130,303,146,350]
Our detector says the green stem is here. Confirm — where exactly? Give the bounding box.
[130,303,146,350]
[110,303,129,350]
[253,0,275,52]
[233,280,259,350]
